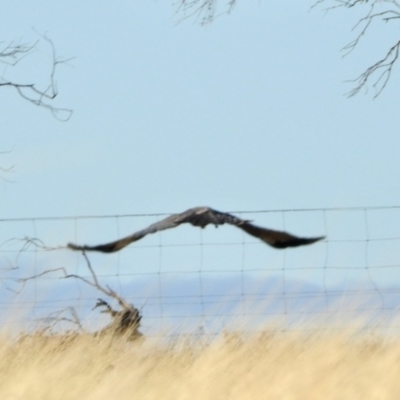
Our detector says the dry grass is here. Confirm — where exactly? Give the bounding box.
[1,325,400,400]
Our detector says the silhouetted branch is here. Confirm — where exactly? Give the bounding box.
[92,298,142,339]
[37,307,84,332]
[347,39,400,97]
[17,239,143,339]
[0,40,38,66]
[0,34,73,120]
[312,0,400,97]
[174,0,237,24]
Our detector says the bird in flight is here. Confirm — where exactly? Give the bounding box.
[67,206,325,253]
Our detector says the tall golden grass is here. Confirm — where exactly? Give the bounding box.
[1,324,400,399]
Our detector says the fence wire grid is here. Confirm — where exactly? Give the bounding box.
[1,206,400,337]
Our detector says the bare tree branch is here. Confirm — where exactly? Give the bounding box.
[0,34,73,120]
[92,297,142,339]
[0,237,67,294]
[16,239,143,340]
[312,0,400,97]
[347,39,400,97]
[0,40,38,66]
[0,236,66,273]
[174,0,237,24]
[37,307,84,332]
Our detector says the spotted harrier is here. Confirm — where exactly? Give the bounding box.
[67,206,325,253]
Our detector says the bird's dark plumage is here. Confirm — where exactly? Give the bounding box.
[67,206,325,253]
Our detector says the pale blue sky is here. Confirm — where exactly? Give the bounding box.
[1,1,399,219]
[1,2,400,332]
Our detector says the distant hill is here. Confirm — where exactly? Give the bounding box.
[3,272,400,335]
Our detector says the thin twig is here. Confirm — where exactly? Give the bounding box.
[174,0,236,25]
[0,34,73,120]
[16,238,143,338]
[312,0,400,97]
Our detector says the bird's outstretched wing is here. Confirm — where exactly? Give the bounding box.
[67,206,325,253]
[238,223,324,249]
[68,212,188,253]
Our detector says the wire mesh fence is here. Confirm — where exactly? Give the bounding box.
[1,206,400,337]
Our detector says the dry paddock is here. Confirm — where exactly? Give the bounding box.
[1,324,400,400]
